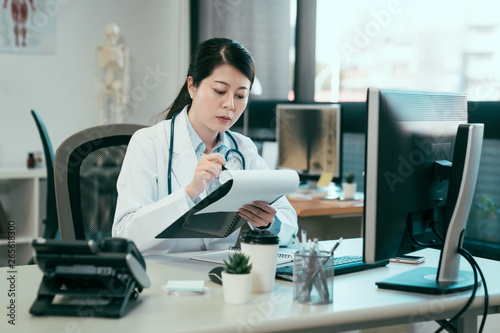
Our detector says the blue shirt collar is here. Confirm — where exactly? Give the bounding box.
[184,109,229,160]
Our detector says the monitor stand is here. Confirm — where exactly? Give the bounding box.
[376,267,477,294]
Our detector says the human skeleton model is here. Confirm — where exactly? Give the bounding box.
[2,0,35,47]
[95,24,129,124]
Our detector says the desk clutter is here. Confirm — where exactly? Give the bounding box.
[287,182,341,201]
[26,231,376,319]
[287,181,364,202]
[190,246,294,266]
[7,237,497,332]
[197,230,348,305]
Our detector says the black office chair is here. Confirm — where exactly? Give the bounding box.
[31,110,59,239]
[54,123,145,243]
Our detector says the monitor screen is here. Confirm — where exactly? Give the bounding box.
[276,104,341,181]
[363,88,484,294]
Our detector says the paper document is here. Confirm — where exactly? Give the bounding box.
[194,169,300,215]
[190,248,296,267]
[156,169,299,239]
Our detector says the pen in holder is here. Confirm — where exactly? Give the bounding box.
[293,250,334,304]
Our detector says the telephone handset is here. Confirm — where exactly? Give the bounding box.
[99,237,149,289]
[30,237,150,318]
[101,237,146,266]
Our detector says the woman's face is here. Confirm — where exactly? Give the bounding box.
[187,64,251,141]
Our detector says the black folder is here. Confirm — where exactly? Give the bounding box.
[155,179,282,239]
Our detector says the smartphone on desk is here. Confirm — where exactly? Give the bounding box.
[389,255,425,264]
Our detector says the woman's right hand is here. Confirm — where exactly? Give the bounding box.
[186,153,226,201]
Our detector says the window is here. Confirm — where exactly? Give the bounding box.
[466,138,500,259]
[315,0,500,102]
[190,0,296,139]
[465,102,500,260]
[191,0,295,101]
[315,0,341,102]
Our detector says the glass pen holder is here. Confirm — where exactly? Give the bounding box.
[293,251,334,304]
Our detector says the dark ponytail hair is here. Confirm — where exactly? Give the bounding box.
[158,38,255,121]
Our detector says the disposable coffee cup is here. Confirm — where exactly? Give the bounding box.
[240,230,279,293]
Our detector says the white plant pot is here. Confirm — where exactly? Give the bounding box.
[222,271,252,304]
[342,183,357,200]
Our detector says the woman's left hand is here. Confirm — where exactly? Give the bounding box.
[238,201,276,228]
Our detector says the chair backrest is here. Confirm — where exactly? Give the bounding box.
[31,110,58,239]
[54,123,145,243]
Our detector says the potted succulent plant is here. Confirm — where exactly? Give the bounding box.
[222,252,253,304]
[342,171,357,200]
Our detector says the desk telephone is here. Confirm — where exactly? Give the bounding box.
[30,237,150,318]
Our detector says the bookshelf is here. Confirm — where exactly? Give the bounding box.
[0,168,46,266]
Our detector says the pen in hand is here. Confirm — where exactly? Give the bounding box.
[201,153,227,171]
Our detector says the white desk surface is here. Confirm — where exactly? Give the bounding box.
[1,238,499,333]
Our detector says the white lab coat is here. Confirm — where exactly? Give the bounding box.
[112,107,298,256]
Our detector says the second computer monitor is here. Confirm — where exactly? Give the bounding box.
[276,103,341,180]
[363,87,484,294]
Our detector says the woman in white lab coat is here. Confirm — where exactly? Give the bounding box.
[112,38,298,255]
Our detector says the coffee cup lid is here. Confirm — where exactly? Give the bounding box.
[241,230,279,245]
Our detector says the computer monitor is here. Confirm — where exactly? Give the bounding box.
[276,104,341,182]
[363,88,484,294]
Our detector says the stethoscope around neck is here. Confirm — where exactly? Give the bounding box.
[167,110,246,195]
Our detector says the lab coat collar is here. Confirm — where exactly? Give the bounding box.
[169,106,198,189]
[171,106,193,155]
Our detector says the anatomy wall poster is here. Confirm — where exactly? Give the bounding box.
[1,0,56,54]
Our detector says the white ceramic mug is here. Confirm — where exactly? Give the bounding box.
[240,230,279,293]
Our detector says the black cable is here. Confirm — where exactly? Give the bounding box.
[430,219,444,242]
[408,218,443,249]
[409,232,442,249]
[460,248,489,333]
[407,212,488,332]
[434,248,489,333]
[434,249,478,333]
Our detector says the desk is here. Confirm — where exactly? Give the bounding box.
[288,197,364,240]
[1,239,499,332]
[288,198,363,217]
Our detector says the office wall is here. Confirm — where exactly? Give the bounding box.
[0,0,189,168]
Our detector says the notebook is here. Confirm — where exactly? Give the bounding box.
[156,169,300,239]
[190,247,295,267]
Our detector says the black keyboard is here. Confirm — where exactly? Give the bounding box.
[275,255,388,282]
